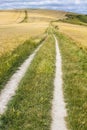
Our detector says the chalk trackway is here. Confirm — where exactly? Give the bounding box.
[0,42,43,115]
[51,35,67,130]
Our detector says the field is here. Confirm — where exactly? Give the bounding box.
[54,29,87,130]
[0,35,55,130]
[27,9,66,22]
[53,22,87,50]
[0,9,87,130]
[0,11,25,24]
[0,11,49,56]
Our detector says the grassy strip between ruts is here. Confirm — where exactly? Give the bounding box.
[0,35,55,130]
[0,35,46,91]
[54,29,87,130]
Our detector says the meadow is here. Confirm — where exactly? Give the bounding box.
[0,9,87,130]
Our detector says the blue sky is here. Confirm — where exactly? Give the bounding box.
[0,0,87,14]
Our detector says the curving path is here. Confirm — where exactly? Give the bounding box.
[51,35,67,130]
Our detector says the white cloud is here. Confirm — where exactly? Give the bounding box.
[75,0,81,4]
[0,0,87,14]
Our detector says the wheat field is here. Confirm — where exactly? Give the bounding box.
[0,10,25,25]
[0,10,49,56]
[0,22,48,56]
[54,22,87,49]
[1,9,87,56]
[0,9,87,130]
[0,9,66,56]
[27,9,66,22]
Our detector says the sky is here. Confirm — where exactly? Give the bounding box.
[0,0,87,14]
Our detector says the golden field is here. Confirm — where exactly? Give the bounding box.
[0,22,48,56]
[27,9,66,22]
[0,9,87,130]
[0,9,66,56]
[0,9,87,56]
[0,10,25,24]
[54,22,87,49]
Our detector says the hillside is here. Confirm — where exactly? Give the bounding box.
[0,9,87,130]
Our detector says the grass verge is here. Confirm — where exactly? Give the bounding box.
[54,29,87,130]
[0,35,55,130]
[0,36,46,91]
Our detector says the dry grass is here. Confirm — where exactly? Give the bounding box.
[54,22,87,49]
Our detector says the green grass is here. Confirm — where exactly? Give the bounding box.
[0,36,45,91]
[0,35,55,130]
[54,29,87,130]
[60,14,87,26]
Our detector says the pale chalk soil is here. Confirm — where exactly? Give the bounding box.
[0,42,44,115]
[51,35,67,130]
